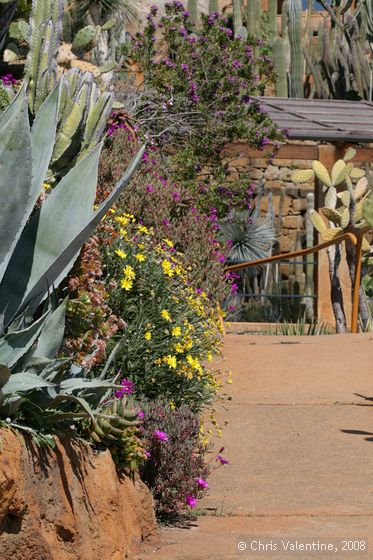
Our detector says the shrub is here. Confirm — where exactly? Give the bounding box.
[140,399,211,518]
[98,131,234,306]
[128,1,283,212]
[101,212,224,411]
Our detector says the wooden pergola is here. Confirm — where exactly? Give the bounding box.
[233,97,373,325]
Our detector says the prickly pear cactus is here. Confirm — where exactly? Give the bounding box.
[71,24,99,55]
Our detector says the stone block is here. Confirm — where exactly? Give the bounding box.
[248,168,264,180]
[260,194,291,216]
[278,235,295,253]
[292,159,313,169]
[229,156,250,168]
[264,165,279,180]
[292,198,308,212]
[264,180,284,194]
[282,215,304,229]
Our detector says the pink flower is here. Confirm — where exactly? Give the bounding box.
[186,495,197,508]
[137,411,145,420]
[154,430,169,442]
[196,478,209,489]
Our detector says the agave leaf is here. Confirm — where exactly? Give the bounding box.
[2,371,55,395]
[18,145,146,317]
[350,167,365,179]
[331,159,347,186]
[310,210,327,233]
[0,312,48,368]
[322,207,342,226]
[0,145,100,326]
[321,227,343,241]
[341,207,350,228]
[33,299,67,360]
[313,161,331,187]
[343,147,356,161]
[324,186,337,208]
[0,86,32,283]
[60,378,117,394]
[354,177,368,200]
[31,82,60,197]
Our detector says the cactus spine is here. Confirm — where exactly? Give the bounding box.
[287,0,303,98]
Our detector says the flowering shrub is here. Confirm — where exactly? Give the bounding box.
[140,399,211,517]
[0,73,18,113]
[101,212,224,411]
[128,1,283,211]
[98,131,234,305]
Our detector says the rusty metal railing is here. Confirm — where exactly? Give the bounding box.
[225,229,372,334]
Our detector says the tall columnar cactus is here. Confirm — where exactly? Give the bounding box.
[233,0,244,38]
[272,36,288,97]
[292,149,371,332]
[208,0,219,13]
[187,0,198,25]
[268,0,277,41]
[287,0,303,98]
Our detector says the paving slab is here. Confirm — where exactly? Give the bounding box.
[133,333,373,560]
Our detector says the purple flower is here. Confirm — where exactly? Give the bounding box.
[186,494,197,508]
[145,450,151,458]
[172,191,181,201]
[154,430,169,442]
[260,136,270,148]
[115,378,135,398]
[137,411,145,420]
[216,455,229,465]
[196,478,209,489]
[232,59,243,69]
[146,184,155,193]
[231,283,238,294]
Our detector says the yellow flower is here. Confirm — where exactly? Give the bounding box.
[115,249,127,259]
[135,253,146,262]
[207,352,213,362]
[144,331,152,341]
[217,429,223,438]
[154,358,162,366]
[115,215,130,227]
[137,225,149,234]
[162,259,174,277]
[120,278,133,291]
[170,400,176,411]
[174,342,184,354]
[171,326,181,337]
[161,309,172,322]
[163,239,174,247]
[43,182,51,191]
[163,355,177,369]
[123,265,136,280]
[138,243,145,249]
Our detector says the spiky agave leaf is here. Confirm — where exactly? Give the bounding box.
[220,214,276,265]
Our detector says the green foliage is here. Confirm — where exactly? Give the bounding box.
[264,315,334,336]
[101,213,224,411]
[130,2,283,216]
[71,24,99,54]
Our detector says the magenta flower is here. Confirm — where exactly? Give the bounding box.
[137,410,145,420]
[154,430,169,442]
[216,455,229,465]
[196,478,209,489]
[186,495,197,508]
[115,378,135,398]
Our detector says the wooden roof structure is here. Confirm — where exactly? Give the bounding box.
[257,97,373,144]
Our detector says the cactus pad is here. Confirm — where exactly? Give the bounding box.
[291,169,313,183]
[310,210,327,233]
[72,25,98,54]
[331,159,347,186]
[313,161,331,187]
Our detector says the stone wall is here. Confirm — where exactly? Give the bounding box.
[0,430,158,560]
[223,142,316,255]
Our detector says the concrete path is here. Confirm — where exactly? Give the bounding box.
[134,330,373,559]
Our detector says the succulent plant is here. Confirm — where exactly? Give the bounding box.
[71,24,99,55]
[291,149,371,331]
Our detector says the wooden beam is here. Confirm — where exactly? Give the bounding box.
[224,143,318,160]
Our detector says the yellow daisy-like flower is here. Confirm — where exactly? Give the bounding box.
[123,265,136,280]
[43,182,51,191]
[120,278,133,291]
[138,243,145,250]
[135,253,146,262]
[162,259,174,277]
[161,309,172,322]
[137,225,149,234]
[163,355,177,369]
[170,400,176,411]
[163,239,174,247]
[154,358,162,366]
[115,249,127,259]
[174,342,184,354]
[144,331,152,341]
[207,352,213,362]
[115,215,130,227]
[171,326,181,337]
